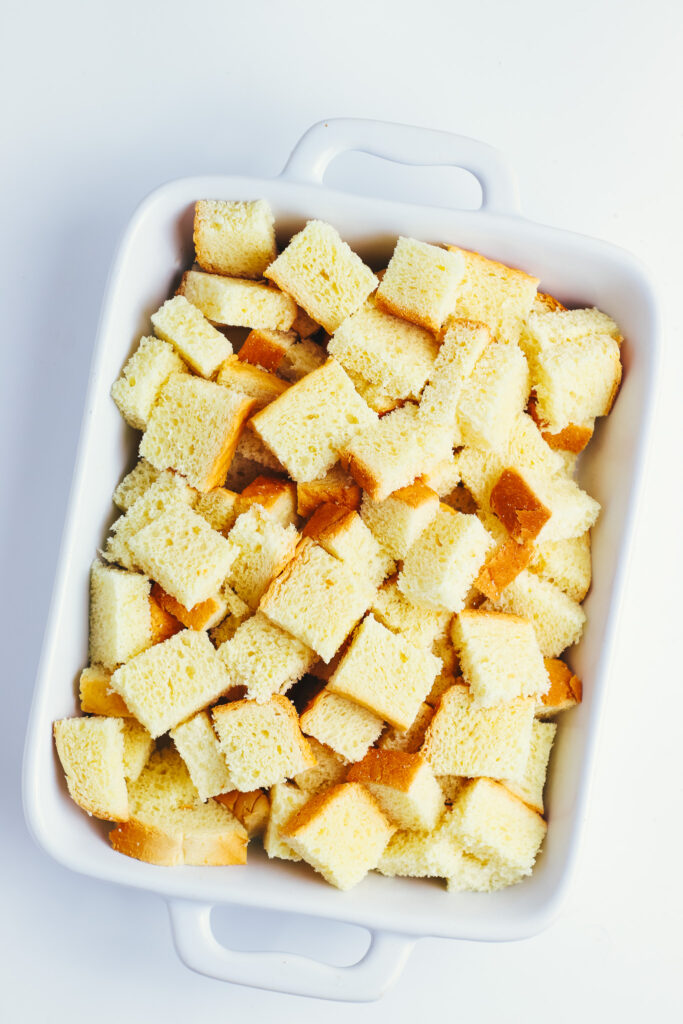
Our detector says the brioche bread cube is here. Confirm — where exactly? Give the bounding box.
[489,467,551,543]
[360,480,439,559]
[250,359,377,483]
[234,427,287,473]
[104,472,197,571]
[212,694,315,791]
[113,460,162,512]
[193,487,242,535]
[296,464,361,517]
[377,821,463,879]
[140,373,256,492]
[282,782,395,890]
[129,503,235,610]
[451,609,549,706]
[54,716,129,821]
[217,612,316,704]
[488,569,586,657]
[398,506,493,612]
[208,584,252,647]
[151,295,232,378]
[474,525,533,602]
[89,561,152,669]
[79,665,131,718]
[109,747,247,866]
[457,342,530,452]
[264,220,378,334]
[503,720,556,814]
[264,782,309,861]
[259,538,375,663]
[528,395,594,454]
[293,738,348,793]
[193,199,276,278]
[302,504,395,587]
[447,777,547,883]
[371,579,450,649]
[238,328,295,371]
[181,270,297,331]
[445,850,514,892]
[214,789,270,837]
[421,683,535,780]
[341,403,453,502]
[344,369,403,414]
[537,658,583,717]
[239,475,298,529]
[216,355,289,409]
[299,687,384,763]
[224,505,298,611]
[376,237,465,332]
[327,614,440,730]
[446,247,539,345]
[170,710,234,801]
[111,336,187,430]
[347,749,444,831]
[110,629,231,738]
[513,469,600,546]
[529,531,592,602]
[418,318,491,428]
[328,298,439,401]
[120,720,154,783]
[151,583,228,632]
[377,701,434,754]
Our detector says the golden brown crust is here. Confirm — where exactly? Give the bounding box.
[203,394,258,492]
[217,355,289,408]
[475,537,533,601]
[149,595,184,645]
[446,245,540,288]
[538,658,583,715]
[339,450,385,502]
[528,397,593,453]
[490,468,551,543]
[296,476,361,518]
[374,289,441,334]
[391,480,440,509]
[534,291,567,313]
[346,749,424,793]
[238,329,294,371]
[109,819,183,865]
[215,789,270,837]
[292,307,321,339]
[239,475,297,516]
[151,584,223,631]
[302,502,353,543]
[79,667,132,718]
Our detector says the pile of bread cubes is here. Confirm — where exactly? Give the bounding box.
[53,198,623,893]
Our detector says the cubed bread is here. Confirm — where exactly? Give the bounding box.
[259,538,375,663]
[239,475,298,529]
[79,664,132,717]
[302,504,395,587]
[296,464,361,517]
[421,683,535,781]
[377,701,434,754]
[140,373,256,492]
[216,355,289,409]
[264,220,378,334]
[293,738,348,793]
[503,720,556,814]
[151,295,232,378]
[214,789,270,837]
[224,505,299,610]
[375,237,465,332]
[129,503,235,610]
[299,687,384,763]
[457,341,530,452]
[216,611,316,703]
[120,720,154,782]
[489,467,551,543]
[474,534,533,602]
[151,583,227,631]
[112,459,162,512]
[371,579,450,649]
[250,359,377,483]
[327,614,440,730]
[110,629,231,738]
[446,246,539,345]
[398,506,493,612]
[347,749,444,831]
[377,820,464,879]
[341,403,453,502]
[529,531,592,602]
[360,480,439,560]
[108,747,247,866]
[212,694,315,791]
[104,472,197,571]
[328,297,439,402]
[282,782,395,890]
[111,336,187,430]
[487,570,586,657]
[193,199,276,278]
[53,716,129,821]
[181,270,297,331]
[149,593,184,644]
[89,560,152,669]
[451,609,549,706]
[193,487,242,534]
[238,328,295,371]
[344,369,403,414]
[170,710,234,801]
[264,782,309,861]
[418,317,491,428]
[537,658,583,717]
[527,395,594,454]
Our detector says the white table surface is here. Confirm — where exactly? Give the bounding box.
[2,1,682,1018]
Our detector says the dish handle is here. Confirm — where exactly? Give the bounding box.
[280,116,520,215]
[167,898,416,1001]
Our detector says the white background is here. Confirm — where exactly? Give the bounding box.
[2,0,682,1019]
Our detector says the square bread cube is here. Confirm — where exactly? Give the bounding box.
[377,701,435,754]
[238,328,296,372]
[79,665,132,718]
[212,694,315,791]
[488,569,586,658]
[377,821,463,879]
[421,683,535,780]
[418,318,491,428]
[193,199,277,278]
[371,579,450,649]
[474,534,533,603]
[347,749,444,831]
[327,298,439,402]
[181,270,297,331]
[457,342,530,452]
[451,609,549,706]
[129,503,235,610]
[151,295,232,378]
[239,476,298,530]
[528,395,594,455]
[170,710,234,801]
[140,373,257,492]
[302,503,395,587]
[216,611,316,703]
[327,614,440,730]
[536,658,583,717]
[376,237,465,332]
[53,716,129,821]
[281,782,395,890]
[446,246,539,345]
[111,336,186,430]
[193,487,242,535]
[299,687,384,763]
[150,583,227,632]
[529,531,592,603]
[104,471,197,571]
[89,560,152,670]
[110,629,232,738]
[264,782,309,861]
[259,538,375,663]
[264,220,378,334]
[224,505,299,610]
[296,464,361,518]
[293,738,348,793]
[398,506,493,612]
[113,459,162,512]
[503,719,556,814]
[360,480,439,560]
[216,355,289,410]
[250,359,377,483]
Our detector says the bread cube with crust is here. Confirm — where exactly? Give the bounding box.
[214,789,270,837]
[193,199,276,278]
[79,665,132,718]
[151,295,232,378]
[216,612,316,703]
[293,738,348,794]
[238,328,295,372]
[170,710,234,801]
[264,782,309,861]
[371,579,450,649]
[536,658,583,717]
[150,583,227,632]
[104,472,197,571]
[89,560,152,669]
[297,464,361,518]
[193,487,242,535]
[360,480,439,559]
[347,749,444,831]
[487,569,586,658]
[457,341,530,452]
[451,609,549,706]
[181,270,297,331]
[224,505,299,611]
[264,220,378,334]
[302,503,395,587]
[376,237,465,332]
[216,355,289,410]
[503,719,556,814]
[53,716,129,821]
[446,246,539,345]
[489,467,551,544]
[529,531,592,602]
[111,336,187,430]
[299,688,384,763]
[239,475,298,529]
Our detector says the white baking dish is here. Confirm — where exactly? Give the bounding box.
[22,118,660,1002]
